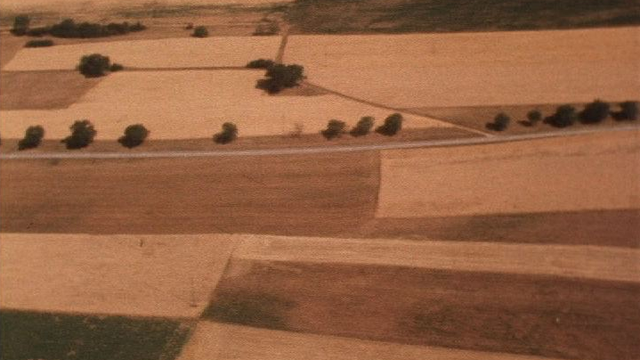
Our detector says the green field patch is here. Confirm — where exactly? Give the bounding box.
[0,310,192,360]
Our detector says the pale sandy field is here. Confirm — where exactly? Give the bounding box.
[177,322,559,360]
[0,70,451,139]
[377,130,640,218]
[286,27,640,108]
[3,37,281,71]
[0,233,238,318]
[232,235,640,283]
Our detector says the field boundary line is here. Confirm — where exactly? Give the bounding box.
[1,125,638,160]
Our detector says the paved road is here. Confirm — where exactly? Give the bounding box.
[1,125,637,160]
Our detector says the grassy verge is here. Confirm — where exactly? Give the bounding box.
[0,310,192,360]
[287,0,640,34]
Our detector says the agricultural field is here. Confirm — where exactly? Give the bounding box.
[0,70,450,140]
[286,27,640,109]
[1,1,639,360]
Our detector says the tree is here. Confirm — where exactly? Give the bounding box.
[63,120,96,149]
[546,105,576,128]
[11,15,30,36]
[257,64,305,94]
[192,26,209,38]
[350,116,374,137]
[580,99,610,124]
[527,110,542,126]
[376,113,403,136]
[246,59,275,69]
[322,119,346,140]
[486,112,510,131]
[614,101,639,121]
[214,122,238,144]
[118,124,149,148]
[78,54,111,77]
[18,125,45,150]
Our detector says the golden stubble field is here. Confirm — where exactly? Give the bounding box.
[0,70,451,139]
[286,27,640,108]
[377,130,640,218]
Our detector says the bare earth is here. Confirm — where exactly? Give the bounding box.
[286,27,640,108]
[178,322,559,360]
[0,233,238,318]
[0,70,450,139]
[377,130,640,217]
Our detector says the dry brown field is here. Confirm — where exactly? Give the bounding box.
[0,70,451,139]
[0,71,102,110]
[206,259,640,360]
[178,322,559,360]
[286,27,640,109]
[0,233,238,318]
[377,130,640,217]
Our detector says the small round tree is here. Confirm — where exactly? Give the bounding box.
[350,116,374,137]
[192,26,209,38]
[18,125,45,150]
[547,105,576,128]
[376,113,403,136]
[322,119,346,140]
[63,120,96,149]
[78,54,111,77]
[615,101,639,121]
[527,110,542,126]
[580,99,610,124]
[119,124,149,148]
[214,122,238,144]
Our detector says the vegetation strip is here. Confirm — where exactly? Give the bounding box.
[2,125,637,160]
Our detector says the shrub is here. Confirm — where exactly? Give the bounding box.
[614,101,639,121]
[11,15,30,36]
[130,22,146,32]
[25,39,54,47]
[192,26,209,38]
[376,113,404,136]
[26,26,50,37]
[322,119,346,140]
[18,125,45,150]
[78,54,111,77]
[527,110,542,126]
[257,64,305,94]
[246,58,275,69]
[63,120,96,149]
[214,122,238,144]
[110,63,124,72]
[185,23,194,30]
[486,112,510,131]
[350,116,374,137]
[580,99,610,124]
[546,105,577,128]
[118,124,149,148]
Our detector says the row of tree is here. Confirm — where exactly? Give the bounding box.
[12,16,146,38]
[322,113,404,139]
[487,100,639,131]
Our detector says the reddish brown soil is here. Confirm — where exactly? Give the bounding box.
[207,260,640,360]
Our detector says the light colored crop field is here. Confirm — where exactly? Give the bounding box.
[286,27,640,108]
[3,36,280,71]
[178,322,557,360]
[232,234,640,283]
[0,70,451,139]
[377,130,640,218]
[0,233,238,318]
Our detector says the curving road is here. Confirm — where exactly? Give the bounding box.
[1,125,637,160]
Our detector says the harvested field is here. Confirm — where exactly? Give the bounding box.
[0,152,379,236]
[286,27,640,108]
[377,130,640,218]
[409,103,639,135]
[231,235,640,283]
[0,310,191,360]
[205,260,640,360]
[0,233,238,318]
[0,34,25,69]
[3,36,281,71]
[178,322,557,360]
[0,71,450,139]
[0,71,102,110]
